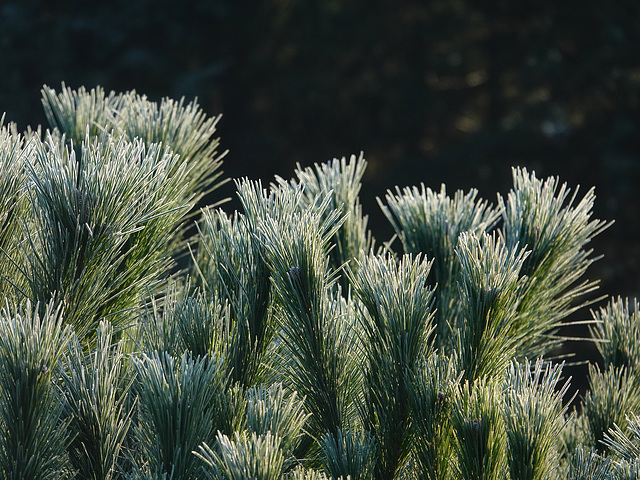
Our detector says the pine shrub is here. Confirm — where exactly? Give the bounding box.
[0,85,639,479]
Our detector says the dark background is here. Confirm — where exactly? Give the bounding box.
[1,0,639,389]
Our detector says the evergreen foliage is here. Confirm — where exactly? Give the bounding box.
[273,154,374,280]
[1,84,639,479]
[41,84,227,207]
[407,352,460,480]
[499,169,611,359]
[603,414,640,462]
[0,120,31,301]
[59,321,135,480]
[350,252,436,477]
[591,298,640,373]
[380,184,499,344]
[454,232,529,381]
[131,351,233,479]
[21,132,188,342]
[0,300,73,479]
[502,359,569,480]
[192,207,272,387]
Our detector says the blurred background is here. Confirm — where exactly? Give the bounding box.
[1,0,639,384]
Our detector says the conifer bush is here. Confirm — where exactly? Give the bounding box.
[1,85,639,479]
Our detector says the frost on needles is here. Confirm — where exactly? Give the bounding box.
[0,84,638,480]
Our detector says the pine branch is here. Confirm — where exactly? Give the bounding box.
[41,83,123,150]
[21,132,189,342]
[502,359,570,480]
[590,297,640,373]
[192,208,273,387]
[454,232,530,381]
[196,431,285,480]
[244,383,310,463]
[59,320,136,480]
[0,119,31,302]
[450,377,506,480]
[131,352,234,479]
[41,83,229,268]
[237,179,357,438]
[499,167,611,358]
[349,252,436,479]
[602,414,640,462]
[0,300,74,480]
[379,184,499,347]
[564,446,614,480]
[581,364,640,452]
[406,352,461,480]
[320,428,376,480]
[274,153,374,279]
